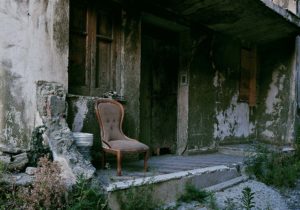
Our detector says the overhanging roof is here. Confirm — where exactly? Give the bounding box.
[141,0,300,43]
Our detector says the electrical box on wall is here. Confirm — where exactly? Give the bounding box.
[180,73,188,85]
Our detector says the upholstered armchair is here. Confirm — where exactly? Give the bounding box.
[95,99,149,176]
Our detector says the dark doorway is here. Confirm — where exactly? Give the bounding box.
[140,22,179,154]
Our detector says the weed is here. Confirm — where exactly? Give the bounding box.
[245,144,300,188]
[67,175,108,210]
[241,187,255,210]
[178,184,210,203]
[20,156,67,209]
[0,157,109,210]
[207,193,219,210]
[224,197,236,210]
[0,162,24,209]
[0,161,5,175]
[117,181,160,210]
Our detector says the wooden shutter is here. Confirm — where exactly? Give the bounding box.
[69,1,119,96]
[93,10,114,94]
[239,48,257,107]
[69,2,90,95]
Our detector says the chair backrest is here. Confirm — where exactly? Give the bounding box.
[95,99,126,145]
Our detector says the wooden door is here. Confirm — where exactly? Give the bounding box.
[140,23,179,154]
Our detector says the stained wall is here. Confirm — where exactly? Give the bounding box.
[0,0,69,151]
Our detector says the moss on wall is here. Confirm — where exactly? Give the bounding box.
[256,38,295,144]
[0,68,30,150]
[188,33,216,150]
[120,10,141,139]
[53,0,69,53]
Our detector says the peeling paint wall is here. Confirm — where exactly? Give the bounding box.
[256,38,296,144]
[187,33,296,150]
[272,0,297,14]
[0,0,69,150]
[214,93,255,141]
[187,33,255,152]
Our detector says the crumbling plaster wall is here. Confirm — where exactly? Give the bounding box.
[187,32,296,150]
[67,95,102,165]
[187,33,255,152]
[256,38,296,144]
[0,0,69,151]
[272,0,297,14]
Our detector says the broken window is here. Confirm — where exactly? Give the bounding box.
[239,47,257,107]
[69,0,120,96]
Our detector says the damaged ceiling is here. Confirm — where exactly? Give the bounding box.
[140,0,300,43]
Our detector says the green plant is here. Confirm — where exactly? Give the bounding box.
[245,144,300,188]
[178,184,210,203]
[207,193,219,210]
[28,126,52,167]
[224,197,236,210]
[117,181,160,210]
[0,162,24,209]
[241,187,255,210]
[0,161,5,175]
[67,175,108,210]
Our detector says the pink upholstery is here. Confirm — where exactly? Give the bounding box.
[108,140,149,151]
[97,103,125,142]
[95,99,149,152]
[95,98,150,176]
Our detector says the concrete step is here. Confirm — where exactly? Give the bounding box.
[219,144,296,157]
[205,175,248,192]
[218,144,256,157]
[106,165,242,210]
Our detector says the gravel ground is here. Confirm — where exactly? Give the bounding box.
[214,180,288,210]
[162,179,296,210]
[280,179,300,210]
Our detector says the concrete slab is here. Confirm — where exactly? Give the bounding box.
[107,165,241,210]
[96,153,244,186]
[95,152,245,210]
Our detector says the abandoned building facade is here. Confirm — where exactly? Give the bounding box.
[1,0,300,176]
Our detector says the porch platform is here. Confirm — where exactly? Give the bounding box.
[96,152,245,210]
[96,152,244,187]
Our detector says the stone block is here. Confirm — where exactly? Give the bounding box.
[25,167,37,175]
[8,152,28,171]
[0,154,11,165]
[0,144,22,154]
[47,95,66,117]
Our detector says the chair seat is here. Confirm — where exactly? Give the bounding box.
[108,140,149,151]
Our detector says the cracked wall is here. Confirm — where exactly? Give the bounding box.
[0,0,69,151]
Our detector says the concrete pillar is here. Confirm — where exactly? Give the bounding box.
[177,31,190,155]
[296,36,300,112]
[295,36,300,141]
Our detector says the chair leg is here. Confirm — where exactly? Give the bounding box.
[101,152,106,169]
[117,151,122,176]
[144,150,149,172]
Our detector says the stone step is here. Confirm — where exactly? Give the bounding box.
[205,175,248,192]
[219,144,296,157]
[218,144,256,157]
[106,165,242,210]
